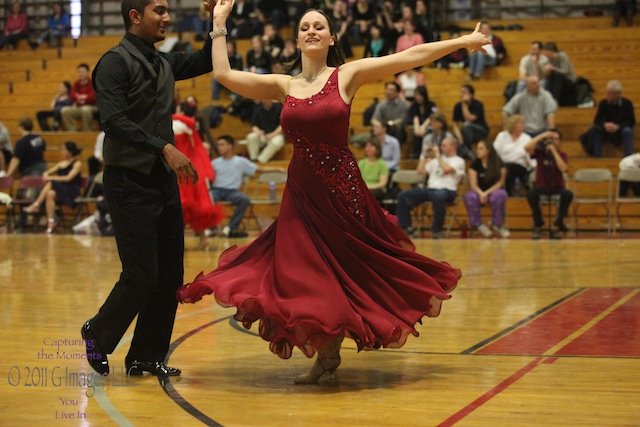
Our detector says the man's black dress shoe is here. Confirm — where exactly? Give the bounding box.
[81,320,109,375]
[125,359,181,377]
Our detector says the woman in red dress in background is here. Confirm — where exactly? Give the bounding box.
[178,0,488,384]
[173,98,224,249]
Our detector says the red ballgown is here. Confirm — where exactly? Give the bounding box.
[177,69,461,359]
[173,114,224,231]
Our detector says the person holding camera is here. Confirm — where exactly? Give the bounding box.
[524,129,573,239]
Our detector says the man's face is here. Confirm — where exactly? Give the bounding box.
[216,139,232,156]
[385,84,398,101]
[135,0,171,44]
[530,43,540,56]
[526,77,540,95]
[605,86,620,103]
[77,66,89,82]
[440,138,456,156]
[371,121,385,137]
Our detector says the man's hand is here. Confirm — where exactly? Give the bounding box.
[162,144,198,186]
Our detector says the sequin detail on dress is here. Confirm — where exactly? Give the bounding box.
[284,78,336,108]
[287,128,366,223]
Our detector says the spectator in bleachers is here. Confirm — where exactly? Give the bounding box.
[228,0,259,39]
[414,0,438,42]
[61,63,98,131]
[363,24,391,58]
[376,0,401,49]
[245,35,272,74]
[436,30,468,69]
[358,139,389,206]
[262,22,284,59]
[192,2,212,41]
[618,152,640,196]
[327,0,353,58]
[23,141,82,234]
[395,19,424,54]
[371,120,400,177]
[30,3,69,49]
[494,114,535,196]
[396,68,425,102]
[408,85,438,159]
[371,81,409,144]
[421,112,455,153]
[542,42,578,106]
[467,21,505,81]
[464,140,509,238]
[613,0,637,26]
[516,41,548,93]
[6,117,46,178]
[278,37,298,64]
[397,137,466,239]
[256,0,288,30]
[350,0,376,46]
[212,39,243,100]
[524,129,573,240]
[245,99,285,163]
[451,84,489,160]
[502,76,557,137]
[0,119,12,176]
[36,81,72,132]
[88,131,105,180]
[0,2,29,51]
[582,80,636,157]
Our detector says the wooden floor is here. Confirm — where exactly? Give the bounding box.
[1,234,639,426]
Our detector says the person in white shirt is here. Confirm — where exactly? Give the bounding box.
[467,22,504,80]
[619,153,640,196]
[396,137,465,239]
[494,114,536,196]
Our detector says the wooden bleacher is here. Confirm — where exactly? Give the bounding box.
[1,16,639,234]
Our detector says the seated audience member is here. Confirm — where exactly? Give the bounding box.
[245,99,285,163]
[494,115,535,196]
[87,131,104,197]
[193,3,211,41]
[396,68,425,102]
[228,0,259,39]
[524,129,573,240]
[245,35,272,74]
[467,21,505,81]
[421,112,455,153]
[255,0,288,30]
[451,84,489,160]
[542,42,578,106]
[618,152,640,196]
[0,120,12,176]
[375,0,402,49]
[61,64,98,131]
[212,39,243,100]
[328,0,353,58]
[362,24,391,58]
[516,41,548,93]
[503,76,557,137]
[371,120,400,177]
[397,137,465,239]
[414,0,437,42]
[0,2,29,51]
[210,135,283,238]
[436,30,469,69]
[582,80,636,157]
[371,82,410,144]
[407,86,438,159]
[613,0,636,26]
[6,117,46,178]
[36,81,72,132]
[358,139,389,206]
[262,23,284,59]
[395,19,424,53]
[23,141,82,234]
[278,38,299,64]
[30,3,69,49]
[350,0,376,46]
[464,141,509,238]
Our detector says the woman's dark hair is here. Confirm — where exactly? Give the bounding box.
[365,139,382,158]
[478,140,501,186]
[414,85,430,107]
[430,111,448,133]
[64,141,82,157]
[62,81,71,93]
[543,41,558,52]
[180,101,197,118]
[285,8,346,76]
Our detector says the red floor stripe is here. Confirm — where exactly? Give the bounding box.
[437,358,544,427]
[556,291,640,357]
[476,288,635,355]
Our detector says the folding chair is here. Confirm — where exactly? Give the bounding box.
[614,169,640,235]
[380,169,425,210]
[7,176,45,232]
[571,168,613,235]
[72,172,104,225]
[419,175,467,237]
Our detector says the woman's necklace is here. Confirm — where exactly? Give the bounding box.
[301,67,327,83]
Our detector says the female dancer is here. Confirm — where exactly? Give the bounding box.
[173,99,225,249]
[178,0,488,383]
[24,141,82,233]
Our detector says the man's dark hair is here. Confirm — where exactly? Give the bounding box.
[462,84,475,96]
[385,81,401,92]
[549,128,562,139]
[19,117,33,131]
[217,135,235,146]
[543,42,558,52]
[121,0,152,31]
[78,63,90,71]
